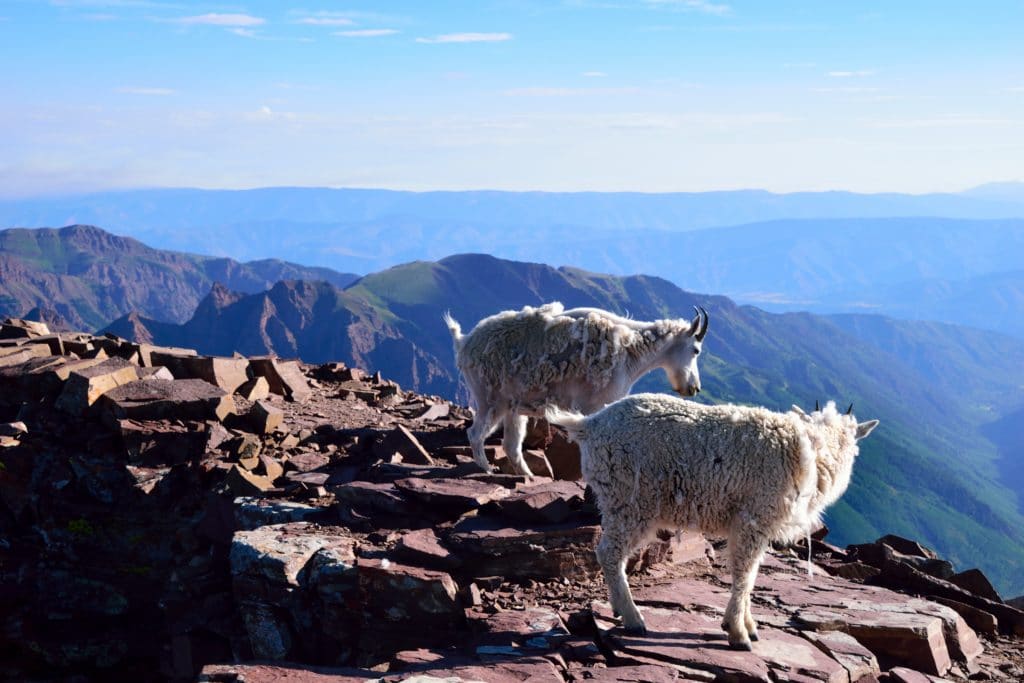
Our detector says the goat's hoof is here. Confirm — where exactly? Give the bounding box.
[728,639,753,651]
[624,623,648,636]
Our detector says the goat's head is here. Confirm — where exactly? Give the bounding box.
[664,306,708,397]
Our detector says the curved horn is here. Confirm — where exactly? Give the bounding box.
[846,403,854,415]
[695,306,709,341]
[815,400,820,412]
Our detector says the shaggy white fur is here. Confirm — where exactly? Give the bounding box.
[444,302,707,476]
[546,393,877,649]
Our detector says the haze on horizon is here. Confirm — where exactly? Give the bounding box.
[2,0,1022,198]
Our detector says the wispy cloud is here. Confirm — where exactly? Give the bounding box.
[828,70,874,78]
[116,86,176,95]
[582,71,607,78]
[870,115,1022,129]
[1004,86,1024,93]
[503,86,640,97]
[334,29,398,38]
[643,0,731,15]
[296,17,353,26]
[415,32,512,44]
[174,13,264,27]
[229,27,258,38]
[813,86,878,93]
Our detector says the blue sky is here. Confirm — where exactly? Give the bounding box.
[1,0,1022,197]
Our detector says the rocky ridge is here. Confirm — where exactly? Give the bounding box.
[0,317,1022,682]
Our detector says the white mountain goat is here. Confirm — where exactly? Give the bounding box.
[443,302,708,477]
[546,394,877,650]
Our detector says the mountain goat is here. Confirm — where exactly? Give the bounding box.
[546,394,877,650]
[443,302,708,477]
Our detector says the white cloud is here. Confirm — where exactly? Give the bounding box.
[582,71,607,77]
[334,29,398,37]
[813,86,878,93]
[230,27,258,38]
[116,86,176,95]
[296,17,353,26]
[415,32,512,44]
[643,0,731,15]
[503,86,640,97]
[828,70,874,78]
[175,13,264,27]
[1004,86,1024,93]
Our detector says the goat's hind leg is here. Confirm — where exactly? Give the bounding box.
[596,519,652,635]
[466,404,503,473]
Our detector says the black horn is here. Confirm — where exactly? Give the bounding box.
[815,400,820,412]
[846,403,854,415]
[695,306,709,341]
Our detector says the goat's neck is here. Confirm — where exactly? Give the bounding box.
[623,324,677,381]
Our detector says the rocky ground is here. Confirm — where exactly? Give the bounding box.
[1,317,1023,682]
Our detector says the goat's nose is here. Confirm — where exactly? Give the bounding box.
[694,386,700,394]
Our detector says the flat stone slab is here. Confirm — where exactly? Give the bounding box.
[394,476,511,510]
[99,378,236,422]
[55,357,139,414]
[249,357,312,403]
[356,558,461,627]
[489,479,587,524]
[231,522,354,588]
[593,601,847,683]
[752,567,980,672]
[198,664,378,682]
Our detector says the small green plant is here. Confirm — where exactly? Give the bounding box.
[67,518,95,537]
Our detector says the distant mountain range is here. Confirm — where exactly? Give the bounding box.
[6,224,1024,595]
[0,225,357,330]
[3,188,1022,339]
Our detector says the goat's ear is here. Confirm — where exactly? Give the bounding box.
[855,420,879,440]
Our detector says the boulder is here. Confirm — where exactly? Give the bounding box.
[184,356,251,393]
[394,528,461,571]
[249,400,284,434]
[801,629,881,683]
[55,358,140,415]
[236,376,270,401]
[356,558,462,636]
[375,425,435,466]
[1,318,50,338]
[117,418,211,466]
[98,379,236,422]
[249,357,312,403]
[947,568,1002,603]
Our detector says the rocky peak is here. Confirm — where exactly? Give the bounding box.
[0,318,1021,681]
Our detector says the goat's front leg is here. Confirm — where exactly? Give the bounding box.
[722,524,768,650]
[466,405,502,473]
[501,413,533,478]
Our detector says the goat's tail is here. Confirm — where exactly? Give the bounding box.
[442,311,463,349]
[544,405,587,442]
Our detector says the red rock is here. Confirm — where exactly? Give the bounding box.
[225,465,276,496]
[446,515,601,580]
[286,451,330,472]
[395,528,461,570]
[332,481,411,517]
[117,418,211,466]
[376,425,435,465]
[826,561,881,582]
[544,427,582,480]
[930,597,998,636]
[877,558,1024,637]
[573,664,684,682]
[802,630,881,683]
[876,535,938,559]
[468,605,569,653]
[249,399,284,434]
[593,601,847,683]
[55,357,140,414]
[948,568,1002,603]
[184,356,251,393]
[490,480,587,524]
[356,558,461,629]
[249,357,312,403]
[0,318,49,338]
[884,667,942,683]
[394,476,510,510]
[99,378,236,422]
[236,375,270,401]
